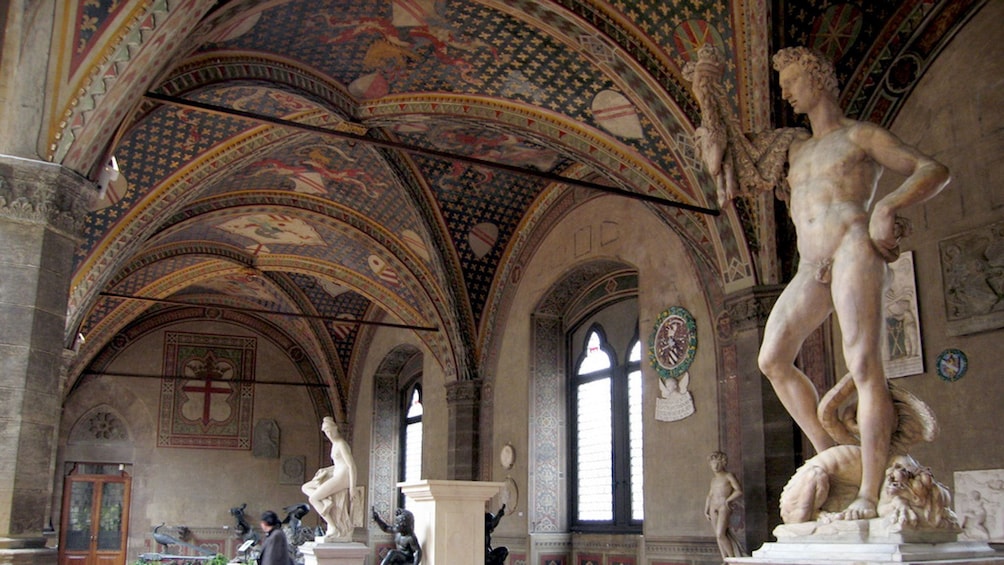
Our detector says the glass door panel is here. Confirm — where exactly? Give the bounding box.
[65,482,95,551]
[97,483,124,551]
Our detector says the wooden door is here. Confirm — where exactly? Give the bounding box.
[59,465,131,565]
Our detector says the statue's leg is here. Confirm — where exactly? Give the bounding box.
[758,271,837,453]
[831,240,894,520]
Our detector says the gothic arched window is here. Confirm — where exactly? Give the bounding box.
[569,321,644,531]
[398,382,423,508]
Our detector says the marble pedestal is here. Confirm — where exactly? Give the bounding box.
[0,547,57,565]
[299,541,368,565]
[399,480,504,565]
[727,519,1004,565]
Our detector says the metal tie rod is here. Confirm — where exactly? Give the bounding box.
[143,91,719,216]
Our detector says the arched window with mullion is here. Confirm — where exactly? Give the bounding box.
[398,381,422,509]
[570,322,644,531]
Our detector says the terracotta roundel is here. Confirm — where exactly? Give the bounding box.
[648,306,698,380]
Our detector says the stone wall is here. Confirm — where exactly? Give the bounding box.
[837,0,1004,485]
[56,319,325,560]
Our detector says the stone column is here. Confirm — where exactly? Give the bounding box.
[724,284,792,552]
[445,379,481,480]
[0,155,94,554]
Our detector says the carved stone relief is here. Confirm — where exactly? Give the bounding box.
[253,419,280,458]
[940,220,1004,335]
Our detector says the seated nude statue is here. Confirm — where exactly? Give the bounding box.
[686,46,950,521]
[302,417,357,540]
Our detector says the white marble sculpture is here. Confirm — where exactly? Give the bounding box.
[705,451,747,558]
[684,44,955,533]
[302,417,363,541]
[655,373,695,422]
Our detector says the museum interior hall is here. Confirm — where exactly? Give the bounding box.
[0,1,1002,564]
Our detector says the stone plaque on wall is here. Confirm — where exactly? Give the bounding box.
[253,419,280,458]
[940,221,1004,336]
[882,251,924,377]
[280,455,306,485]
[954,469,1004,542]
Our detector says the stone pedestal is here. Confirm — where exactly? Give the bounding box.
[728,520,1004,564]
[728,540,1003,564]
[299,541,368,565]
[399,480,503,565]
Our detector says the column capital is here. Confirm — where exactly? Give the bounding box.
[445,378,482,404]
[724,284,785,332]
[0,155,97,240]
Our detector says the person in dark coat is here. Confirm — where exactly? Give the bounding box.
[258,511,292,565]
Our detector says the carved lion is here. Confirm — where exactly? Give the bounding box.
[877,457,959,531]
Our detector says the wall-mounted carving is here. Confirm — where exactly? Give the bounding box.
[940,220,1004,336]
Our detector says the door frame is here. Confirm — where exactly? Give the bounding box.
[58,464,132,565]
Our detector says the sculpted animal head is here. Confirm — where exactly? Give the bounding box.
[878,457,959,530]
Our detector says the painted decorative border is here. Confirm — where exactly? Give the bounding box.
[158,331,256,449]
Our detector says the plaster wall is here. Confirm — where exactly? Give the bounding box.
[878,0,1004,483]
[487,193,722,542]
[56,319,324,558]
[827,0,1004,486]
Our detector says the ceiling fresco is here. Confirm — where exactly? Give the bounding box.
[54,0,989,418]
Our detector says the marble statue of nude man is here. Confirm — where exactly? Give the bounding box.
[684,44,952,522]
[754,47,950,520]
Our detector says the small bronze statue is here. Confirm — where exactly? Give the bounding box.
[372,507,422,564]
[485,504,508,565]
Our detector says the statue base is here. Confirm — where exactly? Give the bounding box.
[728,519,1004,564]
[299,541,368,565]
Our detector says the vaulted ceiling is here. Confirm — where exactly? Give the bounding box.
[52,0,986,419]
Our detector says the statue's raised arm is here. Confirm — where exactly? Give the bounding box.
[682,45,806,207]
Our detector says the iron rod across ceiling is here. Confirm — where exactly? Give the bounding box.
[144,91,720,216]
[99,291,439,332]
[82,370,331,387]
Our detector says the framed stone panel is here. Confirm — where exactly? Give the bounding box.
[882,251,924,378]
[954,469,1004,542]
[939,221,1004,336]
[280,455,305,485]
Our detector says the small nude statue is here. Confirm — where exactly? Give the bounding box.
[705,451,746,559]
[372,507,422,565]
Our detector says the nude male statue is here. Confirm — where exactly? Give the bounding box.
[687,46,950,521]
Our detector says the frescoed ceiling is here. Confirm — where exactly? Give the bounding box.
[54,0,988,419]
